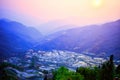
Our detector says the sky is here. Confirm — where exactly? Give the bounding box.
[0,0,120,34]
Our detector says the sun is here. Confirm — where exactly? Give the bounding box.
[92,0,103,8]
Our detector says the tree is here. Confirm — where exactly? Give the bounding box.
[115,64,120,78]
[30,55,38,69]
[99,55,115,80]
[53,66,84,80]
[76,67,97,80]
[44,75,47,80]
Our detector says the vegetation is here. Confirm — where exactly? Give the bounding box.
[116,64,120,77]
[53,66,84,80]
[0,62,23,71]
[0,62,22,80]
[0,55,120,80]
[51,55,120,80]
[99,55,114,80]
[76,67,98,80]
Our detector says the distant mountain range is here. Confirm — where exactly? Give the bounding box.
[36,20,120,58]
[0,19,42,59]
[0,18,120,59]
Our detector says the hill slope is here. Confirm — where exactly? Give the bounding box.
[0,19,42,59]
[36,20,120,58]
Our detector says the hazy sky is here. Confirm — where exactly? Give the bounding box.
[0,0,120,34]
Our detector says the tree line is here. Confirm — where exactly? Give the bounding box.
[45,55,120,80]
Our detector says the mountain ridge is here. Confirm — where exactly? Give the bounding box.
[36,19,120,58]
[0,19,43,59]
[0,18,120,59]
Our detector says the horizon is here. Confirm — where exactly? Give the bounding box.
[0,18,120,35]
[0,0,120,34]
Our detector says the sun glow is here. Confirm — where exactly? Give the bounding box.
[93,0,103,8]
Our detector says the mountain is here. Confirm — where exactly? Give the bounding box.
[0,19,42,59]
[36,20,120,58]
[37,20,65,35]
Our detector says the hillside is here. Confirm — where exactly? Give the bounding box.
[36,20,120,58]
[0,19,42,59]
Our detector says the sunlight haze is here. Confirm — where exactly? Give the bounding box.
[0,0,120,34]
